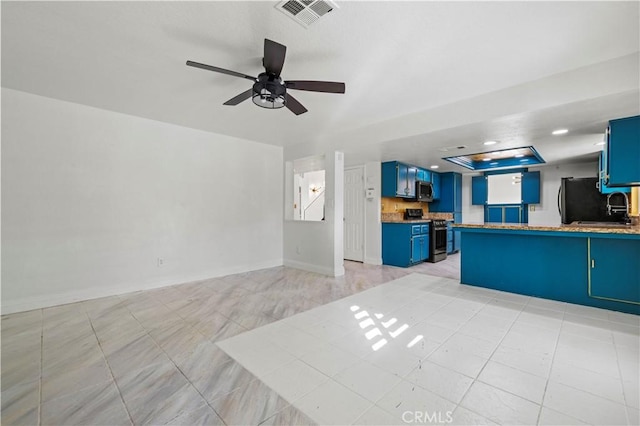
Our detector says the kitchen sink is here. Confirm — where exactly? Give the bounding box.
[570,221,632,228]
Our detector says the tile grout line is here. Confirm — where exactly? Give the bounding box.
[545,317,632,411]
[165,278,343,426]
[84,304,136,426]
[11,264,633,426]
[536,305,566,425]
[261,281,482,423]
[451,293,530,422]
[38,308,43,426]
[611,324,634,426]
[125,292,231,425]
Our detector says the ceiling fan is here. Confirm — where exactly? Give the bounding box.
[186,38,345,116]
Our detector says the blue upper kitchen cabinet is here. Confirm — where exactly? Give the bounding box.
[599,151,630,194]
[382,161,417,198]
[471,175,487,205]
[605,115,640,187]
[430,172,461,212]
[430,172,462,252]
[521,171,540,204]
[430,172,441,200]
[416,168,431,183]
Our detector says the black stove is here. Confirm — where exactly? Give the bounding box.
[428,220,448,263]
[431,220,448,229]
[404,208,423,220]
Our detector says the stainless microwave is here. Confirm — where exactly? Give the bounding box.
[416,181,434,202]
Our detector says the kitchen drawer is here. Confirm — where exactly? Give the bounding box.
[421,225,429,234]
[412,225,422,235]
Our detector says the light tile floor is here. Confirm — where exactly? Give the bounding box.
[2,256,639,425]
[217,273,640,425]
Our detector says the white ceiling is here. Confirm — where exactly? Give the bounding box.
[2,1,639,172]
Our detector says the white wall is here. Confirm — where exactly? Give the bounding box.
[294,170,325,221]
[364,161,382,265]
[462,174,484,223]
[461,162,599,226]
[1,88,283,313]
[283,149,344,277]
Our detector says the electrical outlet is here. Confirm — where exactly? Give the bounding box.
[157,257,164,267]
[529,205,536,212]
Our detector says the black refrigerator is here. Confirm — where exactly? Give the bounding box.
[558,177,625,224]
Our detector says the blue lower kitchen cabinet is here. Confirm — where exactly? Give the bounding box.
[487,206,503,223]
[411,235,429,263]
[504,206,522,223]
[456,225,640,314]
[446,222,453,254]
[589,237,640,304]
[382,223,430,267]
[453,212,462,252]
[486,205,526,224]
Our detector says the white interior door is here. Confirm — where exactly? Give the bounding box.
[344,167,365,262]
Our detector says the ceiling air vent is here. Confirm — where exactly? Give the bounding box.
[438,145,468,152]
[276,0,338,28]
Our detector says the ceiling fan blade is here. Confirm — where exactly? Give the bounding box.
[285,93,308,115]
[263,39,286,77]
[223,89,254,106]
[286,80,346,94]
[186,61,256,81]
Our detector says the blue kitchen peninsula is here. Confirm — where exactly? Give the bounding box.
[454,223,640,314]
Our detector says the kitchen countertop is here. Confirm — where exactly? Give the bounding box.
[382,219,432,223]
[453,222,640,235]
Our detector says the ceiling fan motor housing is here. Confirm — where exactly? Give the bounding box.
[252,73,286,109]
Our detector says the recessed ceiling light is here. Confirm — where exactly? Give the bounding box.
[552,129,568,135]
[482,158,492,162]
[594,141,606,146]
[430,165,439,169]
[490,162,498,165]
[520,159,529,162]
[483,140,498,146]
[515,154,525,158]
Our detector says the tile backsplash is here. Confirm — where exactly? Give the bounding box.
[381,197,429,214]
[381,197,455,221]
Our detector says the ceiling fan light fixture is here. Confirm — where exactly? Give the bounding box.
[187,39,344,115]
[252,75,286,109]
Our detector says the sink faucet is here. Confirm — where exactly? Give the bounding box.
[606,191,629,220]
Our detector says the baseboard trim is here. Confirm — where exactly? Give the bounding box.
[1,259,283,315]
[283,259,337,277]
[364,256,383,265]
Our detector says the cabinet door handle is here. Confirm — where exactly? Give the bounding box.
[591,259,595,268]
